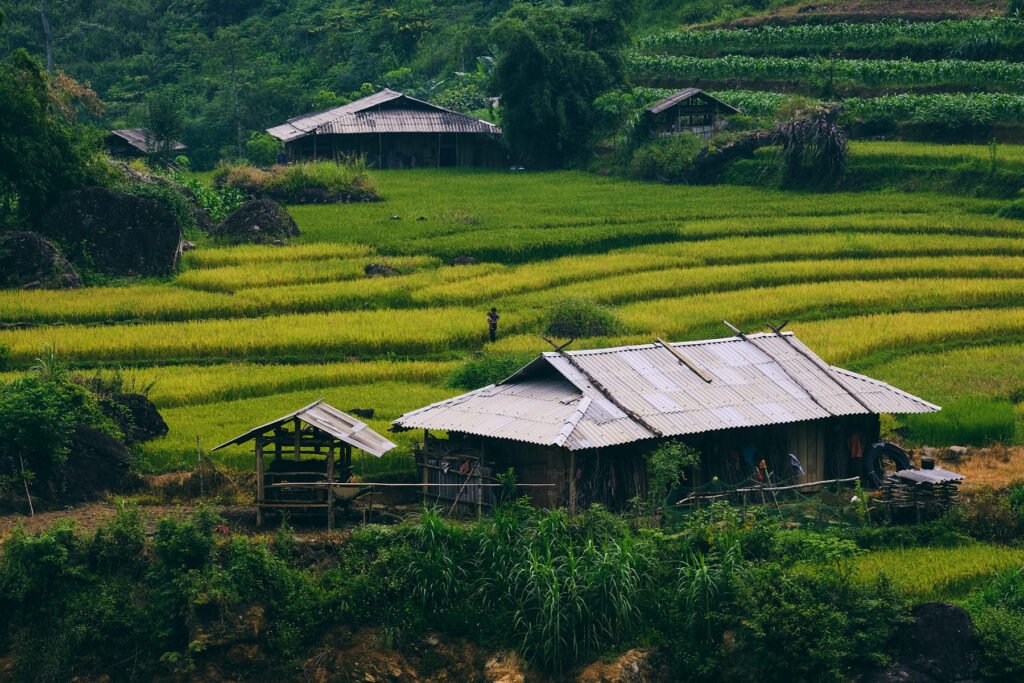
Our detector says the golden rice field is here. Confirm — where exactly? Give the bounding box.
[853,545,1024,602]
[2,145,1024,471]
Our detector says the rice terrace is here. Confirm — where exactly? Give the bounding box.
[4,0,1024,681]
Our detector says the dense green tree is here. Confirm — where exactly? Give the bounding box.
[0,49,101,223]
[144,89,185,162]
[491,0,636,167]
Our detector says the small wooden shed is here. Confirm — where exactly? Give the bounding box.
[105,128,186,158]
[646,89,741,140]
[213,400,396,528]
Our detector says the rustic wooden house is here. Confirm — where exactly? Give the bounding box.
[646,89,740,140]
[267,89,504,168]
[213,400,396,528]
[393,332,939,511]
[105,128,186,158]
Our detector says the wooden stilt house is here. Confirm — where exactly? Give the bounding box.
[213,400,396,528]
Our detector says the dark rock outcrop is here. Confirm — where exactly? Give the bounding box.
[0,231,82,289]
[364,262,399,278]
[42,186,183,277]
[449,255,478,266]
[106,393,169,444]
[864,602,981,683]
[62,425,140,503]
[211,199,299,244]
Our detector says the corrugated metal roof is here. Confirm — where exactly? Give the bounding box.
[213,399,396,457]
[646,88,741,115]
[108,128,186,153]
[267,88,500,142]
[393,332,940,451]
[892,467,964,484]
[317,109,500,135]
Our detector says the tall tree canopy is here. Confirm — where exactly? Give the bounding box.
[0,49,101,223]
[490,0,636,168]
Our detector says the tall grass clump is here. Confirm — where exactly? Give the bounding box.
[904,397,1017,446]
[545,297,625,339]
[447,350,536,389]
[475,504,653,673]
[215,159,376,203]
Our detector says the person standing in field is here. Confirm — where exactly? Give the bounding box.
[487,307,500,342]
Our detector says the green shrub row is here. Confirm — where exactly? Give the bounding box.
[214,160,376,204]
[629,54,1024,91]
[0,502,919,681]
[639,19,1024,60]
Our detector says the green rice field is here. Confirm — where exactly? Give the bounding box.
[3,149,1024,471]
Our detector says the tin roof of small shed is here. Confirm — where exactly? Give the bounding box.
[646,88,741,115]
[213,400,396,457]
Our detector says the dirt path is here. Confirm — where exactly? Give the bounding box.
[0,502,256,542]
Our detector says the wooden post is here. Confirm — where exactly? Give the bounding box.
[422,429,430,505]
[293,418,302,460]
[255,435,265,527]
[568,450,577,515]
[478,439,485,519]
[326,444,335,530]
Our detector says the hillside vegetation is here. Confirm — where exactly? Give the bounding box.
[1,161,1021,473]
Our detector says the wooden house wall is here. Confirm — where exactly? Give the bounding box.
[285,132,504,168]
[439,413,883,510]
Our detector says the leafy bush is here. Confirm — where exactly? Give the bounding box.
[245,132,283,167]
[0,345,8,372]
[723,569,907,681]
[646,440,700,513]
[0,374,121,496]
[123,179,201,236]
[1000,197,1024,219]
[969,568,1024,680]
[215,159,376,203]
[629,133,706,182]
[544,297,624,338]
[953,485,1024,544]
[172,172,245,223]
[447,350,535,389]
[904,397,1017,446]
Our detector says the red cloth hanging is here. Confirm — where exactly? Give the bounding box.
[848,433,863,459]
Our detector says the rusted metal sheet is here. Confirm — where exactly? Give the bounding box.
[212,399,396,457]
[646,88,741,115]
[267,88,500,142]
[893,468,964,484]
[108,128,186,153]
[393,333,940,451]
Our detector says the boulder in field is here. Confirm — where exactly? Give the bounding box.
[114,393,170,443]
[863,602,980,683]
[42,186,183,277]
[364,262,399,278]
[212,199,299,244]
[0,231,82,289]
